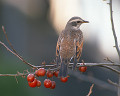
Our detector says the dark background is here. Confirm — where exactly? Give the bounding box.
[0,0,119,96]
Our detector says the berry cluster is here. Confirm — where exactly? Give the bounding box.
[27,74,41,87]
[27,68,68,89]
[27,66,87,89]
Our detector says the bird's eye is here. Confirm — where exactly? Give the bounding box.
[72,22,77,26]
[77,21,81,23]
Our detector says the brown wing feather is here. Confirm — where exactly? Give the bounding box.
[56,42,60,56]
[56,39,61,67]
[76,39,83,62]
[56,31,64,57]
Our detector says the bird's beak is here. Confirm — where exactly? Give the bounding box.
[83,20,89,23]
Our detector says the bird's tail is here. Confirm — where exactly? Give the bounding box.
[73,57,77,70]
[59,59,68,77]
[56,56,59,67]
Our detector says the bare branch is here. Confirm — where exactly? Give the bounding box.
[100,65,120,74]
[104,57,114,63]
[87,84,94,96]
[35,63,120,74]
[15,76,19,84]
[1,26,37,69]
[76,63,120,67]
[0,72,28,77]
[109,0,120,95]
[108,79,120,88]
[109,0,120,58]
[2,26,17,54]
[0,41,37,69]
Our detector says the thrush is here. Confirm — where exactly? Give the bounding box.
[56,16,89,77]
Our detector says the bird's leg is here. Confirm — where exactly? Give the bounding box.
[73,57,77,70]
[72,40,78,70]
[56,56,60,68]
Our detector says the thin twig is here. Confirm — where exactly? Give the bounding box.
[109,0,120,58]
[104,57,114,63]
[2,26,17,54]
[108,79,120,88]
[87,84,94,96]
[109,0,120,96]
[76,63,120,67]
[0,41,37,69]
[1,26,37,69]
[0,72,28,77]
[15,76,19,84]
[100,65,120,74]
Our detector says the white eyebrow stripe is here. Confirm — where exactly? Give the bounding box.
[69,19,81,23]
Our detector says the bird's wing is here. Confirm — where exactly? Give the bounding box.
[56,41,60,57]
[56,31,64,66]
[76,31,83,62]
[56,31,63,56]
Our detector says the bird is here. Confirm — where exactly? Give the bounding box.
[56,16,89,77]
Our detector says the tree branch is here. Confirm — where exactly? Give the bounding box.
[0,40,120,73]
[109,0,120,58]
[100,65,120,74]
[0,72,28,77]
[87,84,94,96]
[109,0,120,96]
[1,26,38,69]
[108,79,120,88]
[0,41,37,69]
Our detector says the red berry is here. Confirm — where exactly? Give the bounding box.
[36,68,46,76]
[28,78,37,88]
[54,71,59,77]
[44,79,52,88]
[79,66,87,72]
[27,74,35,82]
[36,80,41,87]
[50,81,56,89]
[46,70,53,78]
[60,77,68,83]
[35,70,38,76]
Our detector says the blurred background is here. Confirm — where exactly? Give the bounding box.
[0,0,120,96]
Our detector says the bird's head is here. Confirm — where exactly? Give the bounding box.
[65,16,89,30]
